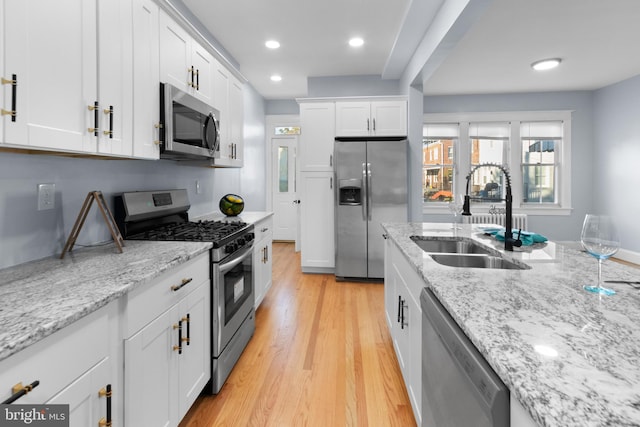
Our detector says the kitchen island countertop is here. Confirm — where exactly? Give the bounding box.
[0,240,211,362]
[382,222,640,427]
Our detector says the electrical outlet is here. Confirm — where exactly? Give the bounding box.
[37,183,55,211]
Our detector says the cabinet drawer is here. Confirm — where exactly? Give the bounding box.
[254,216,273,243]
[125,253,209,337]
[0,304,111,404]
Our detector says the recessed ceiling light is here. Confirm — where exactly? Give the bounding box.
[349,37,364,47]
[270,75,282,82]
[531,58,561,71]
[265,40,280,49]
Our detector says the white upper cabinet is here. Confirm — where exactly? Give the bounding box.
[132,0,161,159]
[335,100,407,137]
[299,102,335,172]
[212,63,244,167]
[2,0,133,156]
[96,0,133,157]
[159,11,213,105]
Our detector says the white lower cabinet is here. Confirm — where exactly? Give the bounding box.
[0,302,119,427]
[124,253,211,427]
[300,172,335,272]
[47,358,112,427]
[253,216,273,308]
[384,239,421,426]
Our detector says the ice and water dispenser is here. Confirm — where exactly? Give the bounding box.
[339,179,362,205]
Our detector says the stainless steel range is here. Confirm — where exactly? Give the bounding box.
[114,189,255,394]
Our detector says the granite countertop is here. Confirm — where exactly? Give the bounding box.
[195,211,273,224]
[0,240,211,363]
[382,222,640,427]
[0,211,272,364]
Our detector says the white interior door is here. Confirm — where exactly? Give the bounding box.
[272,136,298,241]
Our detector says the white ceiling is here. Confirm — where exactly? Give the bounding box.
[181,0,640,100]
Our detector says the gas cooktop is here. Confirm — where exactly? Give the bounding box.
[126,219,250,246]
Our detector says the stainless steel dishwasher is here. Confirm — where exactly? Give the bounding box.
[421,288,509,427]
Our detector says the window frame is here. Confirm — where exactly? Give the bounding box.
[423,110,572,216]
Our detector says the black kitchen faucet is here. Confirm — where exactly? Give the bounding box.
[462,163,523,251]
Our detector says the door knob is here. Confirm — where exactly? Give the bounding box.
[293,200,301,204]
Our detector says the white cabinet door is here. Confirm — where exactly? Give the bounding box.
[178,281,211,420]
[299,102,335,171]
[228,75,244,165]
[386,242,423,426]
[300,172,335,270]
[47,358,111,427]
[159,12,191,94]
[124,305,178,427]
[335,101,370,137]
[191,43,214,105]
[384,237,397,332]
[335,100,407,137]
[132,0,161,159]
[213,69,243,167]
[96,0,133,156]
[371,101,407,137]
[3,0,97,152]
[159,11,213,105]
[253,216,273,308]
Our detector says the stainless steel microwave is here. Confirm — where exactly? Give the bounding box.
[159,82,220,160]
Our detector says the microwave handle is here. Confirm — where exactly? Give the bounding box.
[204,112,220,153]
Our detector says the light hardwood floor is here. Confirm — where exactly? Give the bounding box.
[179,242,416,427]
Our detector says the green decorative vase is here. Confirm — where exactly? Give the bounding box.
[219,194,244,216]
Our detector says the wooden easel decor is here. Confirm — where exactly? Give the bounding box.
[60,191,125,259]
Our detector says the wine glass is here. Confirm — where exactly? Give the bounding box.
[448,195,465,229]
[580,214,620,296]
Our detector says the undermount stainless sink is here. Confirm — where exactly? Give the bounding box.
[429,253,530,270]
[410,236,492,255]
[409,236,529,270]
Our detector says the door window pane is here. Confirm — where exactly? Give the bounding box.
[278,146,288,192]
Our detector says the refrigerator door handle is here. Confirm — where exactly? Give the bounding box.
[362,162,368,221]
[366,162,372,220]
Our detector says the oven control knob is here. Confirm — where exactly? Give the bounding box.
[225,243,237,253]
[245,232,254,242]
[237,238,245,246]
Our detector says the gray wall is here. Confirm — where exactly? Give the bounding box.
[593,74,640,253]
[307,75,402,98]
[0,85,266,270]
[423,90,595,242]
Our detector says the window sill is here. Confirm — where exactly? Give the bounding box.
[422,204,572,216]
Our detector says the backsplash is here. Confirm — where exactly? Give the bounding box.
[0,153,229,268]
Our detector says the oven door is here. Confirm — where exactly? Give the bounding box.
[212,244,254,357]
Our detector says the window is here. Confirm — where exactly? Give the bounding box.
[469,122,509,203]
[423,124,458,203]
[521,121,562,204]
[423,111,572,215]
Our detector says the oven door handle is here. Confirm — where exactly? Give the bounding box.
[219,245,253,274]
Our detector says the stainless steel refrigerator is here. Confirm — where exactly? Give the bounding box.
[334,137,408,279]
